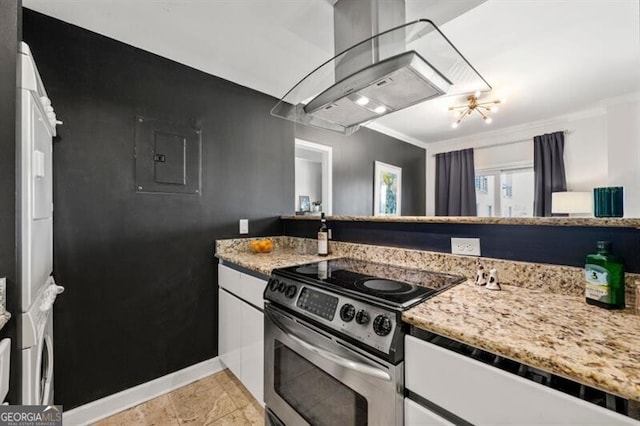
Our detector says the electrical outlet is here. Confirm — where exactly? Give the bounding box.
[451,237,481,256]
[239,219,249,234]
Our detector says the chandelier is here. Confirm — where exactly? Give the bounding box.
[449,91,504,128]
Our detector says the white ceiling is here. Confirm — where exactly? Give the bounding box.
[24,0,640,145]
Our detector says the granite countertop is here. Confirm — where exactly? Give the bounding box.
[0,311,10,332]
[403,280,640,401]
[216,236,640,402]
[216,248,342,276]
[281,214,640,228]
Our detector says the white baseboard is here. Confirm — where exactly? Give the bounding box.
[63,357,223,425]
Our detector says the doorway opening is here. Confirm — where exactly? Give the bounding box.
[295,140,332,215]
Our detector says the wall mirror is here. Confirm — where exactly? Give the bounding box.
[294,140,333,215]
[288,1,639,220]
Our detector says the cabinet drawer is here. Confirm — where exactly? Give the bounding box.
[218,264,242,297]
[218,264,266,308]
[405,398,455,426]
[405,335,636,425]
[241,273,267,308]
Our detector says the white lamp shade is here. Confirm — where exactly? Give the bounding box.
[551,191,592,214]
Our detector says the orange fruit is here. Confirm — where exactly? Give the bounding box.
[249,238,273,253]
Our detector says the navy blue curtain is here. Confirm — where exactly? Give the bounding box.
[534,131,567,216]
[435,148,477,216]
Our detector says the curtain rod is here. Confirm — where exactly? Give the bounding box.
[431,129,571,157]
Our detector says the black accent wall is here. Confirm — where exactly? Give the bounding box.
[22,10,294,409]
[0,0,22,404]
[295,125,426,216]
[22,9,425,409]
[283,219,640,273]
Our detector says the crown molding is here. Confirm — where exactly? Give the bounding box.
[368,91,639,152]
[599,91,640,107]
[366,121,429,149]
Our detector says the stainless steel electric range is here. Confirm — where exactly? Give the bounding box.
[263,258,464,426]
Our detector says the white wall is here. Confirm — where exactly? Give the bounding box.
[474,140,533,172]
[425,92,640,217]
[294,158,322,211]
[294,139,333,214]
[606,97,640,218]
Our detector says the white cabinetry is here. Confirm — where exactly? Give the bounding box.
[241,302,263,402]
[218,289,242,378]
[405,398,455,426]
[404,335,637,425]
[218,264,265,404]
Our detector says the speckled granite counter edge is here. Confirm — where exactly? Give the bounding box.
[282,215,640,228]
[0,311,11,332]
[215,236,342,276]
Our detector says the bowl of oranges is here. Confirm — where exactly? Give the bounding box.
[249,238,274,253]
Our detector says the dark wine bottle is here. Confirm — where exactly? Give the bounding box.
[317,212,328,256]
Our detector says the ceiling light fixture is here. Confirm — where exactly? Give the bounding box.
[449,91,504,128]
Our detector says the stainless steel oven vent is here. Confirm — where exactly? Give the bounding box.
[304,51,451,128]
[271,10,491,135]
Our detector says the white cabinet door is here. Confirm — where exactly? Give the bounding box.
[217,264,266,404]
[241,303,264,404]
[405,398,455,426]
[218,289,242,379]
[405,336,637,425]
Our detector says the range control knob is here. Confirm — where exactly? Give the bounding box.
[277,281,287,293]
[340,304,356,322]
[285,285,298,299]
[269,279,280,292]
[355,310,370,325]
[373,315,392,336]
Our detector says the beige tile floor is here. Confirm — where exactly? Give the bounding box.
[93,369,264,426]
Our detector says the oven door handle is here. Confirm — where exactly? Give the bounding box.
[286,329,393,382]
[267,309,392,382]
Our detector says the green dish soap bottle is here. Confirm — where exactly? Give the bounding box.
[585,241,625,309]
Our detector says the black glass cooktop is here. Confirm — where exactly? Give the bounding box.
[273,258,465,309]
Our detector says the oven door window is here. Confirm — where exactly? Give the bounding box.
[274,340,367,426]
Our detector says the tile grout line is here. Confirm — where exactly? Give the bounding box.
[165,389,183,425]
[94,370,263,426]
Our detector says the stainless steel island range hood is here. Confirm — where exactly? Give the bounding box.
[271,0,491,135]
[304,50,451,128]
